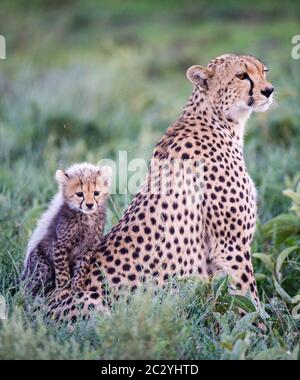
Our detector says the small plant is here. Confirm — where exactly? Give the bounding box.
[254,176,300,321]
[283,176,300,217]
[261,175,300,243]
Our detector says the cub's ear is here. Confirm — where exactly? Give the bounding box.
[186,65,213,89]
[55,170,69,186]
[99,166,112,187]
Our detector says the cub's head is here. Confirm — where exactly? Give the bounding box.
[186,53,274,120]
[55,163,112,214]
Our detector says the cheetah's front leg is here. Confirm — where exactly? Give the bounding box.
[214,245,260,309]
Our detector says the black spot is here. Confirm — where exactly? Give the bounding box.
[120,248,128,255]
[144,227,151,234]
[138,212,145,220]
[128,274,136,281]
[136,264,142,272]
[90,292,100,299]
[106,255,114,262]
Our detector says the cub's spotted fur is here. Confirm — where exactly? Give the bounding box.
[44,54,273,322]
[22,163,111,295]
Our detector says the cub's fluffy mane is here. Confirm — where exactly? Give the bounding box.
[24,192,63,266]
[64,162,101,182]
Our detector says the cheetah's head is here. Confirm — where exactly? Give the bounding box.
[55,163,112,214]
[187,54,274,122]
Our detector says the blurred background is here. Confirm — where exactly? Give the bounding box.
[0,0,299,359]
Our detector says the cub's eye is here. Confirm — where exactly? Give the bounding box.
[236,72,248,80]
[75,192,84,197]
[94,191,100,196]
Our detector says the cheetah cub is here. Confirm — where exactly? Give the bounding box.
[21,163,112,295]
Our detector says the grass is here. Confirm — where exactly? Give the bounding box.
[0,0,299,359]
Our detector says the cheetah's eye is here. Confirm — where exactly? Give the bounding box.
[94,191,100,196]
[75,192,84,197]
[236,72,248,80]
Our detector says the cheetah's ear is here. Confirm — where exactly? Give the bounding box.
[55,170,69,186]
[186,65,213,90]
[99,166,112,187]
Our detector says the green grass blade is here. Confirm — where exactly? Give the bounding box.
[276,246,299,281]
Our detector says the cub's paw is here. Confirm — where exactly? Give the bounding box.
[71,278,86,292]
[52,287,71,302]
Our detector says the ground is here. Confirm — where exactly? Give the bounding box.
[0,0,299,359]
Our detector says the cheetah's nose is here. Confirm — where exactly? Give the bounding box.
[86,203,93,209]
[261,87,274,98]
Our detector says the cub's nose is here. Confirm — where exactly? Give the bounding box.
[86,203,93,209]
[261,87,274,98]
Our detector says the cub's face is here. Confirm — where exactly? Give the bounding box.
[56,165,112,214]
[64,176,109,214]
[187,54,274,120]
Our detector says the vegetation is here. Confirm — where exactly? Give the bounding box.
[0,0,299,359]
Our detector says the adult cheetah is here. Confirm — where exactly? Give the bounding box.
[46,54,274,321]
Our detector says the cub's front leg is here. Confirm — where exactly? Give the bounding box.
[71,247,92,292]
[53,226,77,290]
[71,230,104,292]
